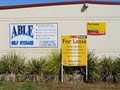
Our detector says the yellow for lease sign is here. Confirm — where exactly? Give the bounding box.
[62,35,87,66]
[87,22,106,35]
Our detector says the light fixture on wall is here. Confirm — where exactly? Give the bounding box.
[81,3,88,12]
[84,3,88,8]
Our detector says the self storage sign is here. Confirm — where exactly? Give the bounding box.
[10,23,57,48]
[87,22,106,35]
[62,35,87,66]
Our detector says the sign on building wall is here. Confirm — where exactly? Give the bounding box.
[87,22,106,35]
[10,23,58,48]
[62,35,87,66]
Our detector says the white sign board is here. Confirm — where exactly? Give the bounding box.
[10,23,58,48]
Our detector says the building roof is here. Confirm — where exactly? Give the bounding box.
[0,0,120,9]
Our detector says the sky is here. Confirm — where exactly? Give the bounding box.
[0,0,120,6]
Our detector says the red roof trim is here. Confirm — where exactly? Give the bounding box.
[0,1,120,9]
[0,1,86,9]
[88,1,120,5]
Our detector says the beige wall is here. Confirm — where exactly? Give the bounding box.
[87,4,120,57]
[0,4,120,58]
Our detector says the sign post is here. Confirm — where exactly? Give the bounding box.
[61,65,64,82]
[61,35,87,82]
[86,64,88,82]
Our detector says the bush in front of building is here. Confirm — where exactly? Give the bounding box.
[0,51,120,83]
[26,58,46,75]
[0,53,26,75]
[43,50,61,82]
[44,50,61,75]
[23,58,46,82]
[99,57,115,82]
[87,51,101,83]
[113,57,120,83]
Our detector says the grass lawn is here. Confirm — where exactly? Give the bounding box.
[0,82,120,90]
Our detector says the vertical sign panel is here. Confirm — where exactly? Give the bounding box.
[62,35,87,66]
[87,22,106,35]
[10,23,58,48]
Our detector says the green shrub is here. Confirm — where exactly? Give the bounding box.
[114,57,120,73]
[100,57,114,82]
[87,51,101,82]
[26,58,46,75]
[44,50,61,75]
[0,51,120,83]
[113,57,120,82]
[0,53,25,74]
